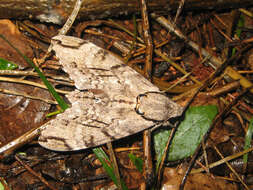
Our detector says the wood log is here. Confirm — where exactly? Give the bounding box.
[0,0,253,24]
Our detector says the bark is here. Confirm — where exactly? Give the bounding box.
[0,0,252,24]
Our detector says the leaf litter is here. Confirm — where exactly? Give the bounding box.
[0,5,252,190]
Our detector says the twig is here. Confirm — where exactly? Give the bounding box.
[213,144,250,190]
[143,130,154,189]
[0,76,69,94]
[0,70,74,83]
[201,139,209,173]
[0,88,57,104]
[139,0,155,188]
[15,155,57,190]
[140,0,153,80]
[191,146,253,174]
[84,29,145,48]
[239,8,253,18]
[58,0,84,35]
[162,72,191,92]
[0,125,46,158]
[0,69,75,87]
[107,142,123,190]
[173,0,185,25]
[205,80,240,97]
[0,70,39,76]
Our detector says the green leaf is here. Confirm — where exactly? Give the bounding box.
[93,148,128,190]
[0,178,8,190]
[93,148,117,184]
[0,57,18,70]
[154,105,218,162]
[0,34,69,111]
[243,117,253,164]
[128,153,143,172]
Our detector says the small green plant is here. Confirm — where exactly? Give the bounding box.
[0,57,18,70]
[0,34,69,112]
[243,117,253,164]
[0,178,8,190]
[232,14,244,56]
[128,153,143,172]
[93,148,128,190]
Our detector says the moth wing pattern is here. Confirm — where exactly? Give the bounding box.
[39,90,155,151]
[39,35,183,151]
[51,35,158,94]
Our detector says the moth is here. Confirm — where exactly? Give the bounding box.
[38,35,183,151]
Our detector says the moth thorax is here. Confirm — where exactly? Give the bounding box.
[135,92,181,121]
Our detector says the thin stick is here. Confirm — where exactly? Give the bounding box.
[58,0,84,35]
[213,145,250,190]
[0,126,46,158]
[173,0,185,25]
[143,130,154,189]
[0,70,74,83]
[0,76,69,94]
[191,146,253,174]
[40,0,84,63]
[15,155,57,190]
[139,0,155,188]
[140,0,153,80]
[107,142,123,190]
[0,88,57,104]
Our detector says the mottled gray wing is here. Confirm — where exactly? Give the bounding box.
[51,35,159,96]
[38,35,183,151]
[39,90,155,151]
